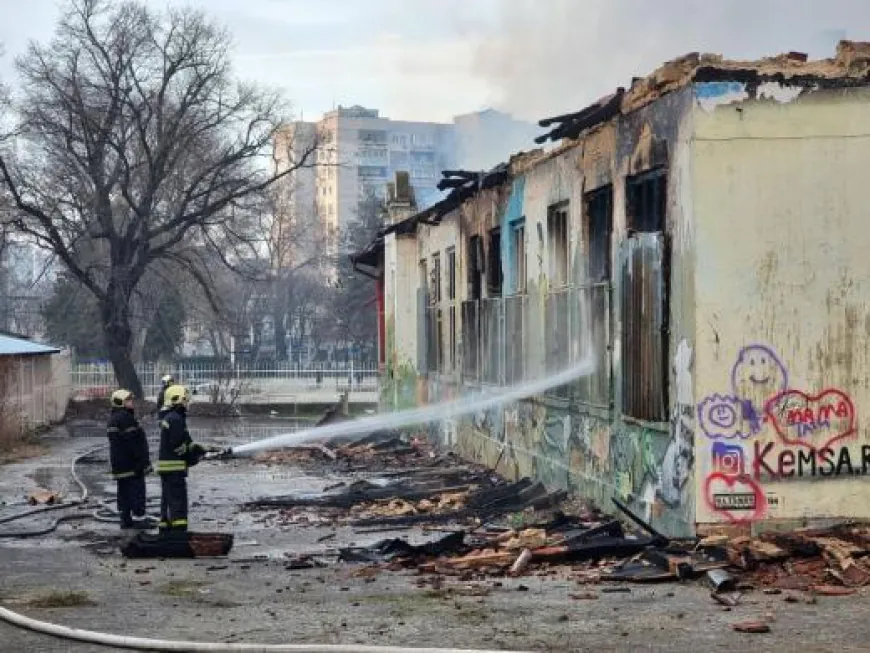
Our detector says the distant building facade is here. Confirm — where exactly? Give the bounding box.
[275,106,538,259]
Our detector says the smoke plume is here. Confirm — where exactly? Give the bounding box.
[472,0,868,120]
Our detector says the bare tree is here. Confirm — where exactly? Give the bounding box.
[0,0,317,395]
[330,190,383,362]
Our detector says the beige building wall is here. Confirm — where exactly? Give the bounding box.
[691,85,870,528]
[2,351,71,429]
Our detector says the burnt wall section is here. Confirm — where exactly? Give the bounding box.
[416,87,697,537]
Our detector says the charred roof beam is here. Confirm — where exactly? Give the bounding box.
[536,88,625,144]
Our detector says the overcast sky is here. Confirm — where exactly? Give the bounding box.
[1,0,869,124]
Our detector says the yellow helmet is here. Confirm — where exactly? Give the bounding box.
[110,389,133,407]
[163,384,190,409]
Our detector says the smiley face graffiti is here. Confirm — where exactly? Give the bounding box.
[730,345,788,434]
[698,394,752,439]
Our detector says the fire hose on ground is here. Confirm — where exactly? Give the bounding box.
[0,444,108,538]
[0,604,534,652]
[0,443,228,537]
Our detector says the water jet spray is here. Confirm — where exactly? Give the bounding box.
[229,356,596,456]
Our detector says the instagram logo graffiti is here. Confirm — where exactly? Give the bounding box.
[711,442,744,476]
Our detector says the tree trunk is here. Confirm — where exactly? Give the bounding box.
[99,296,144,397]
[273,278,289,361]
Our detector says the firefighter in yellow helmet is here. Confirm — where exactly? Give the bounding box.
[107,389,151,529]
[157,385,206,534]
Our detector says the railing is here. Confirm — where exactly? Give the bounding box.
[455,285,612,408]
[480,298,503,385]
[460,300,480,380]
[504,294,525,385]
[71,361,380,401]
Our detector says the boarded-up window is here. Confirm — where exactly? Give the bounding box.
[547,203,569,287]
[487,228,502,296]
[621,232,669,422]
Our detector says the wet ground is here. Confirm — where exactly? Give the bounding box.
[1,420,869,652]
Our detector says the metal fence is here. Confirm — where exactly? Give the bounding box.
[504,294,525,385]
[451,285,612,407]
[71,361,380,401]
[573,283,612,409]
[460,300,480,380]
[480,298,503,385]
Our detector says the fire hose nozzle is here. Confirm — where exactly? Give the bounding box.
[204,447,234,460]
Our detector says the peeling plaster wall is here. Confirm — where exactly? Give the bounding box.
[691,84,870,531]
[408,87,699,537]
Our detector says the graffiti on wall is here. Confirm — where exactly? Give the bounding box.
[447,340,698,536]
[659,340,695,508]
[698,343,858,524]
[607,340,696,520]
[764,388,856,450]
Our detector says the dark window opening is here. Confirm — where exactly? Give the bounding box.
[585,186,613,282]
[626,169,667,233]
[431,253,441,304]
[447,247,456,371]
[446,248,456,300]
[487,228,502,297]
[547,203,569,287]
[467,235,483,300]
[511,219,526,294]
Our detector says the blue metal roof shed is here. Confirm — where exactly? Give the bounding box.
[0,334,61,356]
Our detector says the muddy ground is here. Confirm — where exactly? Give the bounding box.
[1,421,869,652]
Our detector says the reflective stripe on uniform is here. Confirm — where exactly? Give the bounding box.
[170,519,187,527]
[158,521,168,528]
[123,426,139,434]
[111,471,135,479]
[156,460,187,472]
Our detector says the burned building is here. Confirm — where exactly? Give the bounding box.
[353,43,870,537]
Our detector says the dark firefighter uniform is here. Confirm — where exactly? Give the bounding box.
[107,389,151,529]
[157,385,206,533]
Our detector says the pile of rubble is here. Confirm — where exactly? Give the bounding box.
[242,432,870,632]
[245,472,568,529]
[253,432,435,472]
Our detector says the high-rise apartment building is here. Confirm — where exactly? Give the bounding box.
[275,106,538,265]
[316,106,455,232]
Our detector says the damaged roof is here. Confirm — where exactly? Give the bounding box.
[379,162,512,238]
[538,40,870,143]
[351,40,870,268]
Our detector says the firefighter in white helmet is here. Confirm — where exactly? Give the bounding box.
[107,389,151,529]
[155,374,174,418]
